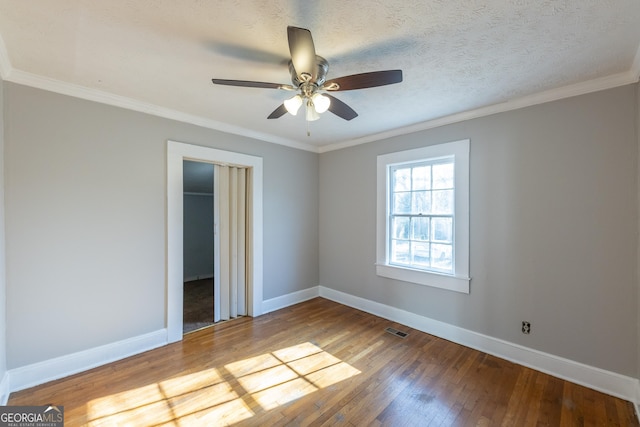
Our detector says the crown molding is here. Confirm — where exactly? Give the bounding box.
[2,41,638,155]
[319,70,640,153]
[5,69,319,153]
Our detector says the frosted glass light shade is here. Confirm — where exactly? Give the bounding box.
[305,102,320,121]
[284,95,303,115]
[311,93,330,113]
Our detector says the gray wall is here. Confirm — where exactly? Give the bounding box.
[320,84,638,377]
[0,77,6,386]
[3,77,637,380]
[4,82,319,368]
[183,193,214,281]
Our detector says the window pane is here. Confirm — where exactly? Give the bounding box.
[432,217,453,243]
[393,168,411,191]
[411,217,429,241]
[411,191,430,214]
[432,163,454,189]
[432,190,453,214]
[412,166,430,190]
[393,192,411,214]
[391,240,410,264]
[411,242,430,267]
[392,217,410,239]
[431,244,453,271]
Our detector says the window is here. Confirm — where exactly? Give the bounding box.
[376,140,470,293]
[389,159,455,274]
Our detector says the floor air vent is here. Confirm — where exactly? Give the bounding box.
[385,327,409,339]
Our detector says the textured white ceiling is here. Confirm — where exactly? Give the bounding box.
[0,1,639,151]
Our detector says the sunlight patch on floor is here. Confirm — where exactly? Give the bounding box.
[86,342,360,425]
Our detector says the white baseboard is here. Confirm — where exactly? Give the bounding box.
[0,371,9,405]
[262,286,320,314]
[4,286,638,413]
[8,329,168,393]
[319,286,640,404]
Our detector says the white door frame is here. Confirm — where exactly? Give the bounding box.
[166,140,263,343]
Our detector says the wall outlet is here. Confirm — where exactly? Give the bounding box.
[522,321,531,334]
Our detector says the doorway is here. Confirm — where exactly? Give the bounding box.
[183,160,215,333]
[167,140,264,343]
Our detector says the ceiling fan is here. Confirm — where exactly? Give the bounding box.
[212,26,403,122]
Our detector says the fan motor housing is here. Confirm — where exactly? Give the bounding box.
[289,56,329,87]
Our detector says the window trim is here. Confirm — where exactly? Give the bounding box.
[376,139,470,294]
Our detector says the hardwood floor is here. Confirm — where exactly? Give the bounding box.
[9,298,639,426]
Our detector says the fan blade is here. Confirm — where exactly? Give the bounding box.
[325,94,358,121]
[267,104,288,119]
[323,70,403,91]
[212,78,289,89]
[287,26,317,82]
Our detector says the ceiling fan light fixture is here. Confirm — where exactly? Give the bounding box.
[284,94,303,115]
[211,26,403,126]
[311,93,330,113]
[305,101,320,121]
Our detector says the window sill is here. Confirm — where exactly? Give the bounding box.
[375,263,470,294]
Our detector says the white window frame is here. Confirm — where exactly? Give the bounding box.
[376,139,470,293]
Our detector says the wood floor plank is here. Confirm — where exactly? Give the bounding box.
[8,298,639,426]
[616,397,640,426]
[502,367,538,426]
[537,374,563,425]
